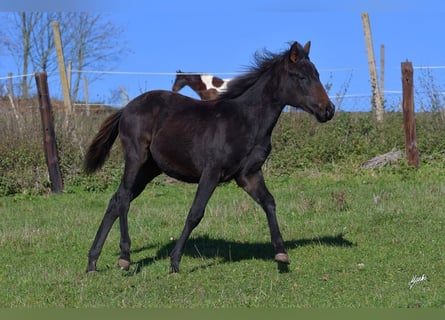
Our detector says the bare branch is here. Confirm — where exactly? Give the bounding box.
[0,12,129,100]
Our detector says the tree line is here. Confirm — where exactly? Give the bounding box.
[0,12,129,101]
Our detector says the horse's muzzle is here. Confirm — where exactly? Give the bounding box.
[316,102,335,123]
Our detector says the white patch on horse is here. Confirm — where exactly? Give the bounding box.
[200,75,229,92]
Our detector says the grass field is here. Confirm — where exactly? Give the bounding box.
[1,165,445,307]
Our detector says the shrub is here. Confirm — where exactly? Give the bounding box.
[1,105,445,195]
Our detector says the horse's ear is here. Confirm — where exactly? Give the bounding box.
[289,41,310,63]
[289,42,299,63]
[303,41,311,56]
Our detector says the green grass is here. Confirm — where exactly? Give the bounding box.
[1,166,445,307]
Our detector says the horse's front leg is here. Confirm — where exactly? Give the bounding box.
[170,168,220,273]
[236,170,289,264]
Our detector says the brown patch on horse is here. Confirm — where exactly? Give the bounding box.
[212,77,224,88]
[201,88,219,100]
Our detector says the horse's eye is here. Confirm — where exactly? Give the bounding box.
[296,74,306,81]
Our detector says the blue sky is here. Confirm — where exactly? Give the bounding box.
[1,0,445,111]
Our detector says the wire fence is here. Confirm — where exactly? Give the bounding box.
[1,65,445,113]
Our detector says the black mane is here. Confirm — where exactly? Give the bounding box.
[217,44,304,101]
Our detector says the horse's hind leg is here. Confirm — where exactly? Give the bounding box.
[87,157,160,272]
[117,160,161,270]
[87,182,130,272]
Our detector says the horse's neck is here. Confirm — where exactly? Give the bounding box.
[233,77,285,135]
[180,76,206,99]
[184,77,207,96]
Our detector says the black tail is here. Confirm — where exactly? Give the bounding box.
[84,109,123,174]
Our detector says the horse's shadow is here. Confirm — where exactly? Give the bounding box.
[128,233,354,274]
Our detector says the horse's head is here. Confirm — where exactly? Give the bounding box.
[282,41,335,122]
[172,70,187,92]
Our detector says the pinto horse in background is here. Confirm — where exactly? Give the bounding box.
[172,71,230,100]
[84,41,335,274]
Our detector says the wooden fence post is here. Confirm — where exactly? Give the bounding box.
[362,12,384,121]
[83,75,90,116]
[7,72,15,100]
[52,21,73,115]
[401,61,419,168]
[380,44,385,103]
[35,72,64,193]
[7,72,23,131]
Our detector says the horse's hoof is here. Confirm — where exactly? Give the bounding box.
[86,260,97,273]
[169,267,179,274]
[118,258,131,270]
[274,253,289,264]
[169,264,180,274]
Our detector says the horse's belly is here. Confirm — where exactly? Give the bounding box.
[150,142,201,182]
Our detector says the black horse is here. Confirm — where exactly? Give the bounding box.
[84,41,335,273]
